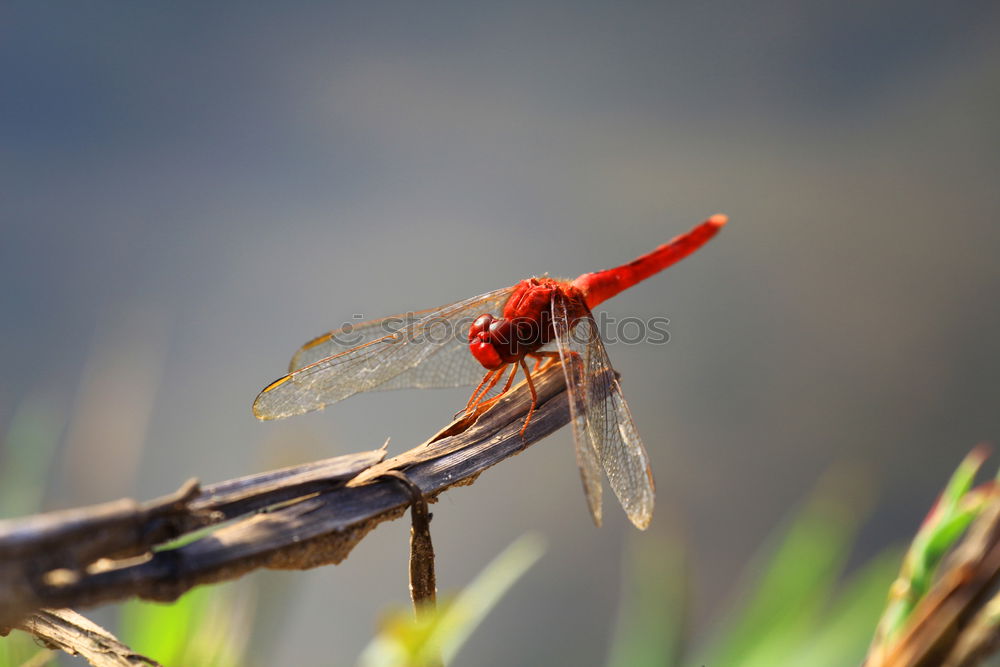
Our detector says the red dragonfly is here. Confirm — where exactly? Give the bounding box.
[254,215,726,529]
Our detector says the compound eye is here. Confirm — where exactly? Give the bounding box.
[469,314,495,341]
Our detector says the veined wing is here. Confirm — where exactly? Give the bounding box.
[553,296,603,526]
[289,306,458,372]
[254,286,515,420]
[552,296,655,530]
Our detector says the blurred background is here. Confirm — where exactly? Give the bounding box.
[2,1,999,665]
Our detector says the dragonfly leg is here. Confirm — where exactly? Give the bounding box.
[464,368,504,415]
[518,358,539,436]
[528,351,561,373]
[473,363,519,412]
[529,354,542,373]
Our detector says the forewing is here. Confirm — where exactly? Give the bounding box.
[552,296,604,526]
[254,286,515,420]
[553,298,655,529]
[290,313,424,372]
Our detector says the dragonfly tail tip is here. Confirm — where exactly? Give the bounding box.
[708,213,728,228]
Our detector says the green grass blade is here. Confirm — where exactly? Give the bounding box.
[118,584,255,667]
[358,533,546,667]
[791,547,904,667]
[694,473,868,667]
[874,449,992,644]
[435,533,546,664]
[607,535,687,667]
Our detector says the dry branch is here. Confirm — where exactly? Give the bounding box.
[380,470,438,615]
[9,608,161,666]
[0,363,571,626]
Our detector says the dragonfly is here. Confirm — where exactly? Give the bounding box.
[254,215,726,529]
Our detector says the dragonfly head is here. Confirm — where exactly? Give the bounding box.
[468,313,509,370]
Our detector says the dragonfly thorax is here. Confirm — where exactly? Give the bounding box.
[468,278,571,370]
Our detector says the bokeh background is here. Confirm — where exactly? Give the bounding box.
[2,2,999,665]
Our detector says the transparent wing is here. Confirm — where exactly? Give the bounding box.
[552,296,655,529]
[254,286,516,420]
[552,296,604,526]
[288,304,469,372]
[290,312,425,372]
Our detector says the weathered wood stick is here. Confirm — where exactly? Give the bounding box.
[8,608,161,666]
[0,363,571,626]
